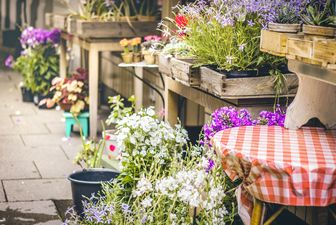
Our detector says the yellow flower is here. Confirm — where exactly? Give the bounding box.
[70,100,85,115]
[77,81,84,87]
[131,37,141,46]
[120,38,129,47]
[67,80,78,92]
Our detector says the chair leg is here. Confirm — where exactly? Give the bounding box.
[65,121,72,138]
[251,198,265,225]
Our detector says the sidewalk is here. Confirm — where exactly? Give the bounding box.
[0,70,82,224]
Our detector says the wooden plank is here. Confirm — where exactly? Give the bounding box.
[170,58,200,87]
[75,20,159,38]
[313,39,336,65]
[260,30,303,57]
[53,13,67,30]
[159,54,173,76]
[287,38,313,59]
[45,12,53,27]
[89,49,99,138]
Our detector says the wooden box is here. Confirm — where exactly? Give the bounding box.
[74,20,159,38]
[200,67,298,99]
[158,55,173,77]
[52,14,68,31]
[260,29,303,57]
[170,58,200,87]
[287,37,336,68]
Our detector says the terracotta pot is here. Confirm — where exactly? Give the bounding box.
[268,22,301,33]
[133,53,142,63]
[144,53,155,64]
[137,15,156,22]
[121,53,134,64]
[302,24,336,37]
[58,102,72,111]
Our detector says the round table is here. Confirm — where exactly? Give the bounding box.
[212,126,336,225]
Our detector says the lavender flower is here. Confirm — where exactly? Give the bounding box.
[4,55,14,68]
[20,27,60,49]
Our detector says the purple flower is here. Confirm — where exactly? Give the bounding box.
[206,159,215,172]
[4,55,14,68]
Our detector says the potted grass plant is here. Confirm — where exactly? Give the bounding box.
[138,0,159,21]
[301,0,336,37]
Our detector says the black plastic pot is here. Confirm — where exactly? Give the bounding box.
[68,169,120,216]
[20,86,34,103]
[225,69,258,78]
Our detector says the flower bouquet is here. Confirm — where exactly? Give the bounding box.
[42,68,89,116]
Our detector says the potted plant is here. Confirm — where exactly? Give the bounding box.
[138,0,159,21]
[268,0,306,33]
[7,27,60,105]
[120,38,133,63]
[41,68,89,116]
[131,37,142,62]
[142,35,164,64]
[301,0,336,37]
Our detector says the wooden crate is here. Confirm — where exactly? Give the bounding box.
[158,55,173,77]
[260,29,303,57]
[170,58,200,87]
[67,16,77,34]
[74,20,159,38]
[200,67,298,99]
[287,37,336,68]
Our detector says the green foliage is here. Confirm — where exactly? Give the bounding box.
[301,0,336,27]
[105,95,135,125]
[13,46,59,94]
[139,0,158,16]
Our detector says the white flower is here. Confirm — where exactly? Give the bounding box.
[141,196,153,208]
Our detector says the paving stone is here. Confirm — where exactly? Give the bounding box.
[45,122,67,134]
[60,138,83,160]
[0,182,6,202]
[0,124,49,135]
[21,134,69,147]
[0,135,24,149]
[34,158,80,179]
[0,103,36,116]
[3,179,72,201]
[0,161,40,179]
[0,200,61,225]
[12,113,64,125]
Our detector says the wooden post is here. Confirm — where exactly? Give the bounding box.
[165,77,179,125]
[59,38,67,78]
[134,67,144,111]
[162,0,179,18]
[89,48,99,138]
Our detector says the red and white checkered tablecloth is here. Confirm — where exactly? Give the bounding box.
[212,126,336,207]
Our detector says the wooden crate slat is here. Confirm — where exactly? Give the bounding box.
[260,30,302,57]
[53,14,68,30]
[76,20,159,38]
[287,38,313,59]
[170,58,200,87]
[158,55,173,77]
[313,39,336,65]
[200,67,225,96]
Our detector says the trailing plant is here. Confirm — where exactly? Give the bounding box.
[301,0,336,27]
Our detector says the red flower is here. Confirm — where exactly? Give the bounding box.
[175,15,188,28]
[109,144,116,152]
[105,134,111,140]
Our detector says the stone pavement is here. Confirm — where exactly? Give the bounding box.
[0,70,83,224]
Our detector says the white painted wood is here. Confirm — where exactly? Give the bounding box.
[285,60,336,129]
[89,49,99,138]
[134,66,144,111]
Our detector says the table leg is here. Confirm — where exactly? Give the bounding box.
[89,49,99,138]
[250,199,265,225]
[165,77,179,125]
[59,38,67,78]
[134,67,144,111]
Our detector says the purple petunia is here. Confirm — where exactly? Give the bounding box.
[20,27,61,49]
[4,55,14,68]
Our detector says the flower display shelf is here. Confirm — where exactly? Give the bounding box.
[199,67,298,99]
[260,29,303,57]
[69,20,160,38]
[286,37,336,70]
[159,55,200,87]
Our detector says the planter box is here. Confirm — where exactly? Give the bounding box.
[260,30,303,57]
[200,67,298,99]
[52,13,68,31]
[74,20,159,38]
[287,37,336,68]
[158,56,200,86]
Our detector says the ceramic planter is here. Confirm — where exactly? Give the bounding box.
[133,53,142,63]
[268,22,301,33]
[102,130,120,160]
[68,169,120,216]
[302,24,336,37]
[143,53,156,64]
[121,53,134,64]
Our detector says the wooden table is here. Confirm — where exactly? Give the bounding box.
[59,32,123,138]
[285,60,336,129]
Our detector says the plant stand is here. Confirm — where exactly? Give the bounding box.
[60,32,123,138]
[285,60,336,129]
[64,112,89,138]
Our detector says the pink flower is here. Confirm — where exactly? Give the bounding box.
[109,144,116,152]
[4,55,14,68]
